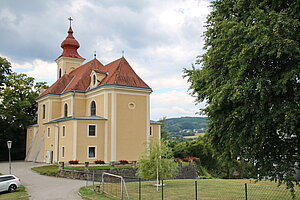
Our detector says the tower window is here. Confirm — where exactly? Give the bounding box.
[42,104,46,119]
[64,103,68,117]
[90,101,96,116]
[59,68,62,78]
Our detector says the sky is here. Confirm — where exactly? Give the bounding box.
[0,0,211,120]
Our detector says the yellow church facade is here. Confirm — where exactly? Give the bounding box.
[26,24,161,163]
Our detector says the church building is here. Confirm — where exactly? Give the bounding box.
[26,22,161,163]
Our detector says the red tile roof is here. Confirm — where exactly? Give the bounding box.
[39,57,151,97]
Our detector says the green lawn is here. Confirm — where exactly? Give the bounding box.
[31,165,59,176]
[79,179,300,200]
[0,186,29,200]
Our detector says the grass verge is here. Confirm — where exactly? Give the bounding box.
[0,186,29,200]
[31,165,59,176]
[78,179,300,200]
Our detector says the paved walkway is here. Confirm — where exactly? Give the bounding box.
[0,161,85,200]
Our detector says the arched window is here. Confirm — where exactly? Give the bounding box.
[42,104,46,119]
[59,68,62,78]
[90,101,96,116]
[64,103,68,117]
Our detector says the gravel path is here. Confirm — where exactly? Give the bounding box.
[0,161,85,200]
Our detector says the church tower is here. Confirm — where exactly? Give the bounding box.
[55,18,85,79]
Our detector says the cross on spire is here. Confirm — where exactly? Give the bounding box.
[122,50,124,57]
[68,17,73,27]
[94,51,97,59]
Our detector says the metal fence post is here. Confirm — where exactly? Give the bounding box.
[161,179,164,200]
[139,178,141,200]
[195,181,198,200]
[245,183,248,200]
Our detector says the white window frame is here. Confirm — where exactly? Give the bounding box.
[87,124,97,137]
[61,146,65,158]
[62,125,66,138]
[47,127,51,138]
[87,146,96,159]
[90,100,96,116]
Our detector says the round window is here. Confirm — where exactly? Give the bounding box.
[128,102,136,110]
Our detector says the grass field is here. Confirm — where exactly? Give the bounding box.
[0,186,29,200]
[79,179,300,200]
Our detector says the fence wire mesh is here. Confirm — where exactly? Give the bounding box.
[79,170,300,200]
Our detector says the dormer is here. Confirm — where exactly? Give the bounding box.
[90,70,108,89]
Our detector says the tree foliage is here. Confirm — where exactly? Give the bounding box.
[137,139,179,179]
[0,57,12,92]
[184,0,300,189]
[0,57,48,161]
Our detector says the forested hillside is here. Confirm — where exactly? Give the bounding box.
[164,117,208,140]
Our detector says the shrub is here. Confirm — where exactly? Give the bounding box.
[119,160,129,164]
[183,156,199,162]
[69,160,79,164]
[94,160,105,164]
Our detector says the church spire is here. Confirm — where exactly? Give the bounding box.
[59,17,83,59]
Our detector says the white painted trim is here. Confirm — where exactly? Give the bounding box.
[146,95,150,144]
[87,124,97,137]
[158,125,161,141]
[111,92,116,161]
[87,146,97,159]
[128,102,136,110]
[54,126,58,162]
[62,125,66,138]
[85,86,151,99]
[49,101,52,121]
[104,92,108,162]
[72,120,77,160]
[63,103,68,118]
[89,99,97,116]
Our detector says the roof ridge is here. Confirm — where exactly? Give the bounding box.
[61,75,76,93]
[103,58,122,85]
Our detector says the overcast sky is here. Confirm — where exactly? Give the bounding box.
[0,0,211,120]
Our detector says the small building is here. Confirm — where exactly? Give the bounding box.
[26,23,161,163]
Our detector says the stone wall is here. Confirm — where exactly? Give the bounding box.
[58,165,198,181]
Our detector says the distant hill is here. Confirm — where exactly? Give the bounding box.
[164,117,208,140]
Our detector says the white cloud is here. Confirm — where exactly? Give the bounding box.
[150,90,206,120]
[0,0,211,119]
[11,59,56,81]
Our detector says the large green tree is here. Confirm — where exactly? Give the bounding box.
[185,0,300,189]
[0,57,12,92]
[0,57,48,161]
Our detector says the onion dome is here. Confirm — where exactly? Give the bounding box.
[59,26,83,59]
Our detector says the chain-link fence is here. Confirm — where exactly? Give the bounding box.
[81,170,300,200]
